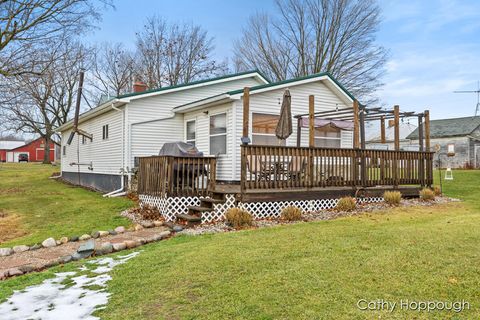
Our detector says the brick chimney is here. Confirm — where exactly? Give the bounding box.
[133,81,148,93]
[388,119,395,127]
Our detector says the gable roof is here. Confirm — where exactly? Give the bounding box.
[407,116,480,139]
[8,137,49,151]
[174,71,355,114]
[0,140,25,150]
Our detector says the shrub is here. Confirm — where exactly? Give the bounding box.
[280,206,303,221]
[433,186,442,196]
[419,188,435,201]
[383,191,402,206]
[335,197,356,212]
[225,208,253,229]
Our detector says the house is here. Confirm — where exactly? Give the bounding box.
[366,120,417,150]
[56,70,433,224]
[407,116,480,168]
[0,140,25,162]
[1,138,56,163]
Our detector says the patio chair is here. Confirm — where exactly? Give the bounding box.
[287,156,306,181]
[247,155,270,181]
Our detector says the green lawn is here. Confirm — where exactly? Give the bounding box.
[2,167,480,319]
[0,163,133,247]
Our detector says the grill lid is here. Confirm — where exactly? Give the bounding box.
[158,142,203,157]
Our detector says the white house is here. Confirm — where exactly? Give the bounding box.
[56,70,355,192]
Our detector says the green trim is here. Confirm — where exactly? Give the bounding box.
[117,70,270,99]
[173,93,228,110]
[227,71,355,101]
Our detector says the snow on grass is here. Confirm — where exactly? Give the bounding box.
[0,252,140,320]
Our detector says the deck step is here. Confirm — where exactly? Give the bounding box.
[188,206,213,213]
[200,198,224,208]
[176,213,202,222]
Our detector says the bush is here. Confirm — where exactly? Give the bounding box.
[225,208,253,229]
[280,206,303,221]
[433,186,442,196]
[335,197,356,212]
[383,191,402,206]
[419,188,435,201]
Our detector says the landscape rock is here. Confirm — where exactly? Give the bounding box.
[13,245,30,253]
[98,230,110,237]
[59,255,72,264]
[0,247,13,256]
[114,226,126,233]
[8,268,23,277]
[79,234,91,241]
[0,270,7,280]
[59,236,69,244]
[124,240,138,249]
[42,237,57,248]
[159,230,171,239]
[108,230,117,236]
[78,239,95,253]
[141,221,154,228]
[56,240,62,245]
[173,225,184,232]
[44,259,60,268]
[19,265,35,274]
[137,238,146,245]
[70,236,79,242]
[153,220,164,227]
[91,231,100,239]
[112,242,127,251]
[30,244,42,251]
[96,242,113,255]
[134,224,144,231]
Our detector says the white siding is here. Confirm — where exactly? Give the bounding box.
[184,102,235,181]
[61,107,124,175]
[233,80,353,180]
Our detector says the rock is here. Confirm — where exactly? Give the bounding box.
[98,231,110,237]
[56,240,61,245]
[70,236,79,242]
[79,234,91,241]
[173,225,183,232]
[44,259,60,268]
[108,230,117,236]
[59,255,72,263]
[13,245,30,253]
[91,231,100,239]
[124,240,138,249]
[78,239,95,253]
[112,242,127,251]
[153,220,164,227]
[134,224,144,231]
[30,244,41,251]
[59,236,69,244]
[0,270,7,280]
[42,237,57,248]
[137,238,146,245]
[19,265,35,273]
[114,226,126,233]
[96,242,113,255]
[0,247,13,256]
[7,268,23,277]
[141,221,154,228]
[159,230,171,239]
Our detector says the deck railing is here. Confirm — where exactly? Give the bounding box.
[240,145,433,192]
[137,156,217,197]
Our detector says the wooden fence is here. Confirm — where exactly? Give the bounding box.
[240,145,433,191]
[137,156,217,197]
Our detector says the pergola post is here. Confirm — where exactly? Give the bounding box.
[296,117,302,147]
[353,100,360,148]
[424,110,430,151]
[308,95,315,148]
[242,87,250,142]
[380,116,386,144]
[394,105,400,151]
[418,114,425,186]
[359,105,366,186]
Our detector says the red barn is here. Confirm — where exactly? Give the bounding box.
[3,138,55,162]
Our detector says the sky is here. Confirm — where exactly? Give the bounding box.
[84,0,480,120]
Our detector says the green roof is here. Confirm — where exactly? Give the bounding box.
[407,116,480,139]
[226,71,355,101]
[117,70,270,99]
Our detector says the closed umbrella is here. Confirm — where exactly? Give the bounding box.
[275,89,292,142]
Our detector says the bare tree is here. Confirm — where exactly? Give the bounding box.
[234,0,388,102]
[88,42,135,100]
[0,39,87,163]
[0,0,112,77]
[135,16,227,88]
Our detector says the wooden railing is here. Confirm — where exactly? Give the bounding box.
[240,145,433,191]
[137,156,217,197]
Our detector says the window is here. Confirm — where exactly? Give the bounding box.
[314,124,341,148]
[82,135,86,145]
[62,145,66,156]
[252,113,285,146]
[186,120,196,146]
[209,113,227,155]
[102,124,109,140]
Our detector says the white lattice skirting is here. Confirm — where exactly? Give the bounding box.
[139,194,383,223]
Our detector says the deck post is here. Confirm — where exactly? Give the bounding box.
[380,116,386,181]
[296,117,302,147]
[308,95,315,187]
[393,105,400,187]
[418,114,424,186]
[242,87,250,143]
[424,110,430,151]
[359,105,367,186]
[353,100,360,148]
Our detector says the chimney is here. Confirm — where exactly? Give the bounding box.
[388,119,395,128]
[133,81,148,93]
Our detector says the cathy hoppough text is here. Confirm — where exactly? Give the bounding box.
[357,299,470,313]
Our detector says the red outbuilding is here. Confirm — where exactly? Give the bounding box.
[1,137,55,162]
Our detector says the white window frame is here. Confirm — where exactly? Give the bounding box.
[209,112,227,155]
[251,112,285,146]
[314,126,342,148]
[185,119,196,146]
[102,124,109,140]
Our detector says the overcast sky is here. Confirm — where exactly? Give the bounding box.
[84,0,480,120]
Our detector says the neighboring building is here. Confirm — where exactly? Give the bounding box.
[407,116,480,168]
[0,138,55,163]
[366,120,417,150]
[0,140,25,162]
[56,70,355,192]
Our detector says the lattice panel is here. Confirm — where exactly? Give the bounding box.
[139,194,200,221]
[202,194,236,223]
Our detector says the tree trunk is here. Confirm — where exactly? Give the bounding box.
[43,135,51,164]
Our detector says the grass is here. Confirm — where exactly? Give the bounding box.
[2,168,480,319]
[0,163,133,247]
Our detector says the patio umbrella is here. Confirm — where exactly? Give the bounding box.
[275,89,292,142]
